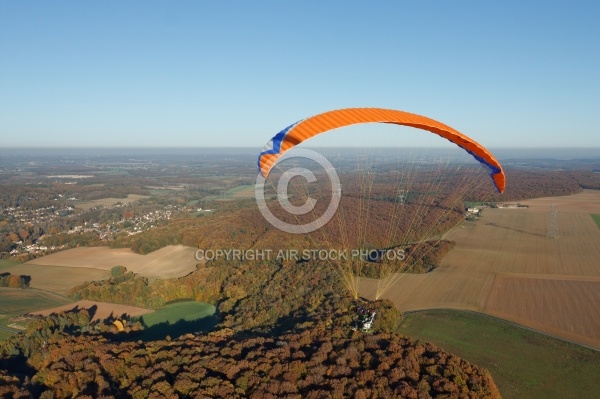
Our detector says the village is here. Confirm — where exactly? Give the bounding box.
[1,200,192,258]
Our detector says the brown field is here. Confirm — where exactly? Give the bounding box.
[227,185,256,198]
[31,300,153,321]
[2,264,110,295]
[360,189,600,348]
[5,245,199,295]
[0,287,71,313]
[483,274,600,348]
[74,194,148,210]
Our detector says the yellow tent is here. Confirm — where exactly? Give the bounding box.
[113,320,124,332]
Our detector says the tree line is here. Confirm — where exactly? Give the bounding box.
[0,318,501,398]
[0,272,30,288]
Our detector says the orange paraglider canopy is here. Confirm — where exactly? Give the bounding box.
[257,108,505,192]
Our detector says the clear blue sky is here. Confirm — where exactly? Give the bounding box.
[1,1,599,148]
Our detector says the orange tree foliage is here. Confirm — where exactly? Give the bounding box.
[1,239,503,398]
[0,317,501,398]
[0,272,30,288]
[110,168,590,259]
[569,170,600,190]
[69,265,221,309]
[0,308,141,362]
[359,240,456,278]
[67,255,395,336]
[477,168,584,202]
[67,239,454,345]
[42,231,107,249]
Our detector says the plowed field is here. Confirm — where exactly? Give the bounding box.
[360,189,600,348]
[6,245,199,295]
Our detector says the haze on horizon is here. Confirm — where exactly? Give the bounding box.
[1,2,599,149]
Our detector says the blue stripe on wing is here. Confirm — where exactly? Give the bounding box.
[257,120,302,176]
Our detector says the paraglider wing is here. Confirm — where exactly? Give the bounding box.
[257,108,505,193]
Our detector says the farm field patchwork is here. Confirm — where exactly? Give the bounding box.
[225,184,256,198]
[202,184,256,201]
[0,287,72,339]
[399,310,600,399]
[483,274,600,348]
[2,245,198,296]
[360,189,600,348]
[2,264,110,295]
[20,244,199,288]
[74,194,149,210]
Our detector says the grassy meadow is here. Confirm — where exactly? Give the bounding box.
[0,259,19,270]
[398,309,600,399]
[591,214,600,229]
[140,301,216,327]
[203,184,255,201]
[0,287,71,340]
[138,301,217,340]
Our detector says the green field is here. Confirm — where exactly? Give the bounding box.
[138,301,217,340]
[0,259,19,270]
[0,287,71,340]
[591,214,600,229]
[140,301,216,327]
[189,210,214,218]
[464,201,487,208]
[225,184,255,198]
[148,189,171,196]
[203,184,255,201]
[0,324,17,340]
[398,310,600,399]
